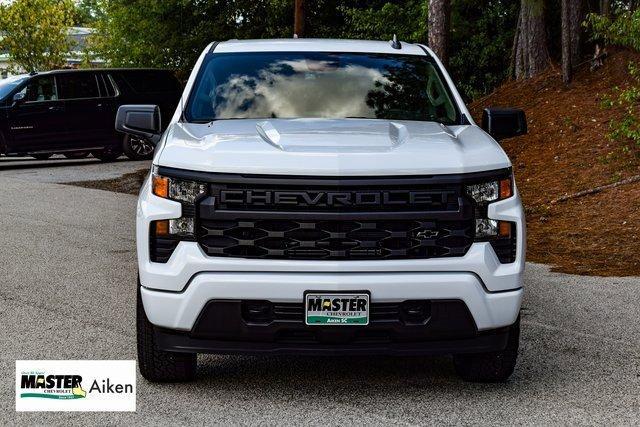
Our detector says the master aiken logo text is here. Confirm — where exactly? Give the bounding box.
[16,360,136,412]
[20,373,133,399]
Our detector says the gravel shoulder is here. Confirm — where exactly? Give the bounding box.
[0,161,638,425]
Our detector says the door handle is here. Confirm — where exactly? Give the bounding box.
[48,106,64,112]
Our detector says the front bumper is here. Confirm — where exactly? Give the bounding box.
[141,271,523,333]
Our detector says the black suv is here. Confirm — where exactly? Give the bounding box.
[0,69,181,161]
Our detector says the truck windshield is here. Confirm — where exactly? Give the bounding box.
[0,75,29,101]
[185,52,460,124]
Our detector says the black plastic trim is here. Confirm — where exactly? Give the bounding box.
[198,203,471,221]
[155,328,509,356]
[157,166,512,186]
[153,298,512,355]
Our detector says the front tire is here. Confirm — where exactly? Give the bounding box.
[137,286,197,382]
[453,316,520,383]
[91,146,122,162]
[123,135,155,160]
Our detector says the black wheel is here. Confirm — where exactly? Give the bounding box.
[454,316,520,383]
[137,285,197,382]
[91,146,122,162]
[123,135,155,160]
[63,151,90,159]
[31,153,52,160]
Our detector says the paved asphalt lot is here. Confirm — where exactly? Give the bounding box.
[0,156,638,425]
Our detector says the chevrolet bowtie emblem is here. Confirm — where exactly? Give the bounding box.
[416,229,439,239]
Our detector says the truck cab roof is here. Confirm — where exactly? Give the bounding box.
[214,38,428,56]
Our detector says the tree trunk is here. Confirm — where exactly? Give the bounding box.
[562,0,583,84]
[569,0,583,66]
[600,0,611,18]
[428,0,451,66]
[514,0,550,79]
[294,0,305,37]
[562,0,572,84]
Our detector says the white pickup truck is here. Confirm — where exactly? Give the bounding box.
[116,38,527,383]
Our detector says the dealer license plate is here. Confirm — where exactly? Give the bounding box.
[305,292,369,325]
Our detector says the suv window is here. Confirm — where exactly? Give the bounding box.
[16,76,59,102]
[96,74,117,98]
[103,74,117,97]
[57,73,99,99]
[121,71,181,94]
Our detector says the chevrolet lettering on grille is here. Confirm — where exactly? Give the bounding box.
[219,190,452,208]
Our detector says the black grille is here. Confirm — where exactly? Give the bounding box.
[242,301,431,324]
[195,175,476,260]
[198,219,473,260]
[270,302,406,322]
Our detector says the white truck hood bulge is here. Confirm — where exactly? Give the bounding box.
[156,118,511,176]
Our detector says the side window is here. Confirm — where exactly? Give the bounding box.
[17,76,59,102]
[96,74,107,97]
[57,73,99,99]
[103,74,117,97]
[122,71,181,94]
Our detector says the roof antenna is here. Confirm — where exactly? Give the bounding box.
[293,33,299,39]
[390,34,402,50]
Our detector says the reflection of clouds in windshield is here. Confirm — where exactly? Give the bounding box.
[213,60,388,119]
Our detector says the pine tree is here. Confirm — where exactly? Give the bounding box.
[428,0,451,65]
[562,0,584,84]
[513,0,550,79]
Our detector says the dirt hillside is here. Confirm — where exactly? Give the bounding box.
[470,49,640,276]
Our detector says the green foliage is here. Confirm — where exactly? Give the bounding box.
[586,9,640,50]
[74,0,104,26]
[339,0,518,100]
[90,0,517,98]
[340,1,428,43]
[588,9,640,147]
[449,0,518,100]
[0,0,76,72]
[603,63,640,146]
[90,0,291,78]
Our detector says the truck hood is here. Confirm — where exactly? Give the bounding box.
[156,119,511,176]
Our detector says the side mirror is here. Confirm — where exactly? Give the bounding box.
[13,92,26,105]
[482,108,527,140]
[115,105,162,144]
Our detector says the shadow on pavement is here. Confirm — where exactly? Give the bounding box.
[0,157,130,171]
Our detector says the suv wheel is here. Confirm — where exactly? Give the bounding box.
[123,135,155,160]
[453,316,520,382]
[137,286,197,382]
[91,146,122,162]
[63,151,90,159]
[31,153,52,160]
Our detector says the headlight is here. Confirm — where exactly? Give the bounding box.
[466,178,512,203]
[149,166,207,247]
[466,175,514,243]
[151,166,206,203]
